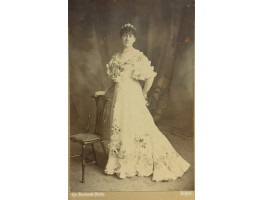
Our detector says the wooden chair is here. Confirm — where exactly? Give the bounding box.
[70,95,109,183]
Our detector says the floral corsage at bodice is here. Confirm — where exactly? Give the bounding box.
[106,49,157,82]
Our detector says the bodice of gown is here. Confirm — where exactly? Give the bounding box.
[106,49,157,83]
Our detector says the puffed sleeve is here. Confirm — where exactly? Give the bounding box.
[105,53,122,82]
[105,54,116,78]
[132,54,157,81]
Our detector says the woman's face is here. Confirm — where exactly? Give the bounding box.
[121,33,136,48]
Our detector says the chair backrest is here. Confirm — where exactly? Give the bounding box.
[91,95,109,137]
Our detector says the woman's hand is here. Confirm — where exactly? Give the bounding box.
[142,92,149,106]
[95,91,106,96]
[142,92,147,99]
[95,83,115,96]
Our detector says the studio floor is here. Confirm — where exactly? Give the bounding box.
[69,123,194,192]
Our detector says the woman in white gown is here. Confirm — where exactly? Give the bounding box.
[103,23,190,182]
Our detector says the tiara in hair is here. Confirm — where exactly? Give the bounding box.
[121,23,136,30]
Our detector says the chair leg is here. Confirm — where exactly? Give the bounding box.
[81,144,86,183]
[91,144,97,165]
[100,140,108,158]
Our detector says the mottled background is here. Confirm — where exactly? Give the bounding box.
[69,0,195,138]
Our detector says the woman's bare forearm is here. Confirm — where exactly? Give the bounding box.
[142,77,154,94]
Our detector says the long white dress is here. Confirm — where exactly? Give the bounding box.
[104,48,190,181]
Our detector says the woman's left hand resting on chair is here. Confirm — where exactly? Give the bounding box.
[95,91,106,96]
[95,82,116,97]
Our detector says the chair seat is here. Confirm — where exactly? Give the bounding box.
[70,133,101,143]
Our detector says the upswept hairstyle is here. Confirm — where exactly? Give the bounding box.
[120,23,137,37]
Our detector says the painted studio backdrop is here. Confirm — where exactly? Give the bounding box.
[69,0,194,192]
